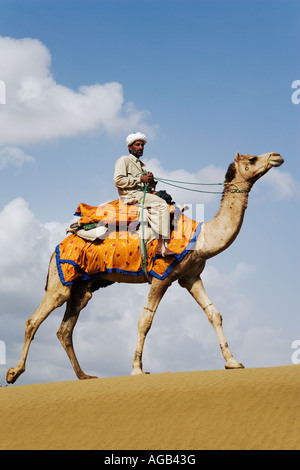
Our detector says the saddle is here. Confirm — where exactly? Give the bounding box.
[57,206,201,285]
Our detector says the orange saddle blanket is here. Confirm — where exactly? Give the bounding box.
[56,201,202,286]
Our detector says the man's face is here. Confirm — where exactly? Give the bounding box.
[128,140,145,158]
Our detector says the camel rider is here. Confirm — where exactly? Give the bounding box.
[114,132,176,257]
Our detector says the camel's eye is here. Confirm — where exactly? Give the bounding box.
[249,157,258,165]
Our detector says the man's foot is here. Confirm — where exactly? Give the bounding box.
[155,245,177,257]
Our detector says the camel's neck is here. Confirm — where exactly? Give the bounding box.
[197,180,252,259]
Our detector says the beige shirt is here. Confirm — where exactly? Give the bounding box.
[114,154,169,238]
[114,154,147,197]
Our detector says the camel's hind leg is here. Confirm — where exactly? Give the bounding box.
[56,282,97,380]
[7,254,71,384]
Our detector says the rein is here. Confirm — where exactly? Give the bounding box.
[140,183,149,276]
[152,154,273,195]
[136,154,274,275]
[154,176,250,195]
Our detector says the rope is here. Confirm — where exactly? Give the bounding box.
[140,183,149,275]
[155,176,223,186]
[135,172,224,193]
[154,178,224,194]
[136,170,254,195]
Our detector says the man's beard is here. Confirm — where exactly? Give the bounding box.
[131,149,143,158]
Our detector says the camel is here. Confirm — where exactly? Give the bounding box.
[6,151,284,384]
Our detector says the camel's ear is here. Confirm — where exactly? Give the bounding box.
[235,152,241,161]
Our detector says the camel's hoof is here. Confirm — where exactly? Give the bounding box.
[79,374,98,380]
[131,370,150,376]
[225,360,245,370]
[6,367,22,384]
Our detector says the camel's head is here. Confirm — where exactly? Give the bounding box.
[233,152,284,183]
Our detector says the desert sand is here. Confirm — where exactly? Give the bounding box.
[0,364,299,450]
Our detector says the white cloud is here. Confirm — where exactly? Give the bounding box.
[0,36,155,147]
[0,146,35,170]
[263,169,299,200]
[237,327,289,367]
[0,198,65,294]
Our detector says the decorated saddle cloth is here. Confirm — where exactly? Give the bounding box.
[56,200,202,286]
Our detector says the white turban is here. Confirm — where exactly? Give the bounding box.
[126,132,147,147]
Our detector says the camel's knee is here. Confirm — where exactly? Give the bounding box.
[57,330,72,349]
[25,317,39,338]
[56,328,64,343]
[205,305,223,327]
[56,320,73,346]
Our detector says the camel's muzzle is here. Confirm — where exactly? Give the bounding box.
[269,153,284,167]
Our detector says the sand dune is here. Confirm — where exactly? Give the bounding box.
[0,365,299,450]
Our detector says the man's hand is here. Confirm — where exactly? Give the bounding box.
[140,172,154,184]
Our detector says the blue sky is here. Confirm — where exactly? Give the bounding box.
[0,0,299,385]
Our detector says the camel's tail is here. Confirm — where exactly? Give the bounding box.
[45,252,56,291]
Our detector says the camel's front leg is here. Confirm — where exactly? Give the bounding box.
[131,278,170,376]
[180,276,244,369]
